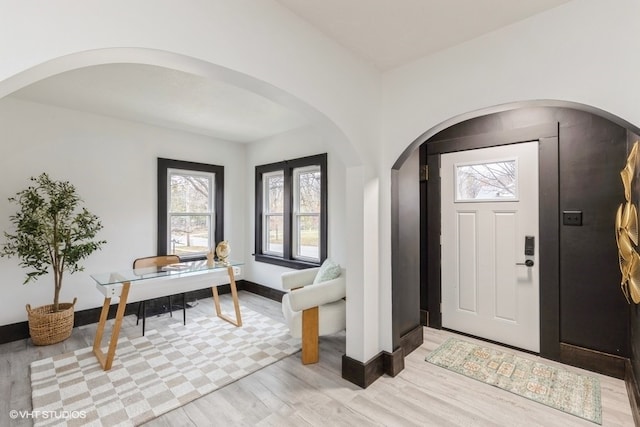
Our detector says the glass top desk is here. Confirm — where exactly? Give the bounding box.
[91,260,243,371]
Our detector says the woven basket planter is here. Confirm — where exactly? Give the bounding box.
[26,297,77,345]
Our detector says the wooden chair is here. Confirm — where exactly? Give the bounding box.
[133,255,186,336]
[280,267,346,364]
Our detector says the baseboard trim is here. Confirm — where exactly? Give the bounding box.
[241,280,285,302]
[420,309,428,326]
[625,360,640,427]
[383,347,404,377]
[0,280,283,345]
[0,321,29,346]
[341,349,406,388]
[342,324,424,387]
[400,324,424,357]
[341,353,385,388]
[559,342,627,379]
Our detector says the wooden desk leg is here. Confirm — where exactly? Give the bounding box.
[301,306,319,364]
[92,296,111,368]
[211,266,242,327]
[92,281,130,370]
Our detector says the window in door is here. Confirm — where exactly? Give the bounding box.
[455,159,518,202]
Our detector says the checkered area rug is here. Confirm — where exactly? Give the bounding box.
[426,337,602,424]
[30,307,300,426]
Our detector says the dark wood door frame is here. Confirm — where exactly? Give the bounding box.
[424,122,561,360]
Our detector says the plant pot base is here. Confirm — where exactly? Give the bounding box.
[26,298,77,345]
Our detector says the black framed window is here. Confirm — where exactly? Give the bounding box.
[158,158,224,260]
[255,153,327,269]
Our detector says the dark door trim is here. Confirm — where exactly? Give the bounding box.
[538,135,560,360]
[423,122,560,359]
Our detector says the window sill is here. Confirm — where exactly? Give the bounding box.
[254,254,320,270]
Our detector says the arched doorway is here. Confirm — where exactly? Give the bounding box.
[391,102,640,381]
[0,49,371,373]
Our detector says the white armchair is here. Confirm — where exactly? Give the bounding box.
[281,267,346,364]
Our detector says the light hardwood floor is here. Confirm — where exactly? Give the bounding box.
[0,291,635,426]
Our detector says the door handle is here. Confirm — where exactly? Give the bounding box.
[517,236,535,267]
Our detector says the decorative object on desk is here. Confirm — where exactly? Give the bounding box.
[616,140,640,303]
[1,173,105,345]
[426,337,602,424]
[206,246,215,266]
[30,306,300,427]
[216,239,230,264]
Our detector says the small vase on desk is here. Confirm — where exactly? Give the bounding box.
[216,240,230,265]
[206,248,215,266]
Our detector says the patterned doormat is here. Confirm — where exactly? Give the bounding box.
[30,307,300,426]
[425,338,602,424]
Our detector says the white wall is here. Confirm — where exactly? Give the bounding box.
[0,96,353,328]
[244,126,347,289]
[382,0,640,164]
[0,97,246,326]
[0,0,379,168]
[0,0,381,363]
[377,0,640,351]
[6,0,632,365]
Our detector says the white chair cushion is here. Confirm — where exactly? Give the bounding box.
[313,258,342,284]
[281,294,346,339]
[287,276,345,312]
[282,267,319,290]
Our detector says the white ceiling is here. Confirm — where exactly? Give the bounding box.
[8,1,572,141]
[276,0,572,70]
[9,64,309,143]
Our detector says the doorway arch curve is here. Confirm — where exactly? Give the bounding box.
[392,99,640,171]
[0,48,374,372]
[0,47,361,168]
[390,100,640,370]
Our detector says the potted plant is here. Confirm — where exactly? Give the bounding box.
[1,173,105,345]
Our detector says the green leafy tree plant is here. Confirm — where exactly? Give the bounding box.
[1,173,106,312]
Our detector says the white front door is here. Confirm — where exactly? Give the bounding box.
[441,141,540,352]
